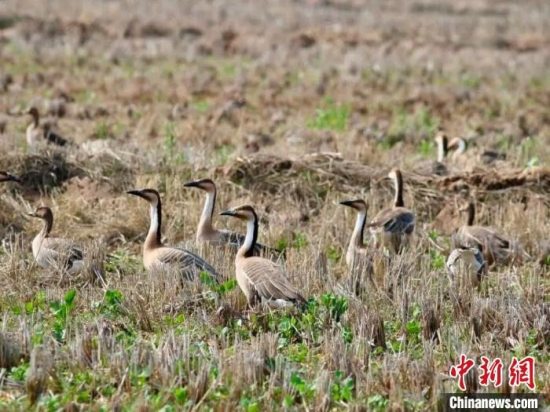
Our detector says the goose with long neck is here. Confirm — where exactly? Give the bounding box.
[339,199,368,268]
[416,132,449,176]
[435,132,449,163]
[368,168,415,254]
[220,205,305,308]
[26,107,69,147]
[184,178,282,259]
[127,188,220,281]
[452,201,520,267]
[29,206,85,274]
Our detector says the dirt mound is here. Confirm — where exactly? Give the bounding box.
[0,151,83,194]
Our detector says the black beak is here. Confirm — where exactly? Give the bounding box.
[4,174,22,183]
[220,209,236,217]
[339,200,356,207]
[183,180,201,188]
[127,189,147,199]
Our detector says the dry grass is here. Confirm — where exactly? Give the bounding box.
[0,0,548,410]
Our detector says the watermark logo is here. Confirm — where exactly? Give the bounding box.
[449,355,535,391]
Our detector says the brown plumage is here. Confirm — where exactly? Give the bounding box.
[220,205,306,308]
[184,178,281,258]
[446,246,486,288]
[368,168,415,254]
[339,199,375,294]
[448,137,506,168]
[127,188,220,282]
[26,107,70,147]
[339,199,370,269]
[451,202,517,266]
[29,207,85,274]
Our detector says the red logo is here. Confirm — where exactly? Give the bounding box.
[509,356,535,390]
[449,354,475,391]
[479,356,503,387]
[450,355,536,391]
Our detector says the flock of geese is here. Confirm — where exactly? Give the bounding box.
[1,119,529,309]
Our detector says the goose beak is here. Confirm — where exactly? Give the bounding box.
[3,173,22,183]
[27,212,37,218]
[183,180,201,188]
[220,209,236,217]
[339,200,355,207]
[127,189,147,200]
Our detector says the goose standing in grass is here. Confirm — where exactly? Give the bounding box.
[184,178,281,258]
[452,202,519,266]
[29,207,85,274]
[0,172,21,184]
[26,107,69,147]
[127,188,220,282]
[446,246,486,288]
[368,168,415,254]
[339,199,375,293]
[220,205,306,308]
[339,199,371,269]
[416,131,450,176]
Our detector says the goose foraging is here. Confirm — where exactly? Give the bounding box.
[220,205,306,309]
[184,178,281,258]
[368,168,415,254]
[452,202,516,266]
[127,188,220,282]
[448,137,506,166]
[446,246,486,288]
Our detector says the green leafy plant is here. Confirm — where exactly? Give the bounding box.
[321,293,348,322]
[49,290,77,342]
[308,99,350,131]
[289,372,316,403]
[94,121,110,139]
[330,370,355,403]
[367,394,389,411]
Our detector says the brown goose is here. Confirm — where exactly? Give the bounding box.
[446,246,486,288]
[448,137,506,166]
[29,207,85,274]
[415,131,449,176]
[127,188,220,282]
[26,107,69,147]
[339,199,369,269]
[452,202,515,266]
[183,178,281,258]
[220,205,306,308]
[0,172,21,184]
[368,168,415,254]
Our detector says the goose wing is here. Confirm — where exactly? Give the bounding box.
[455,226,510,250]
[41,237,83,269]
[157,247,220,281]
[44,126,69,146]
[240,257,305,305]
[369,207,415,235]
